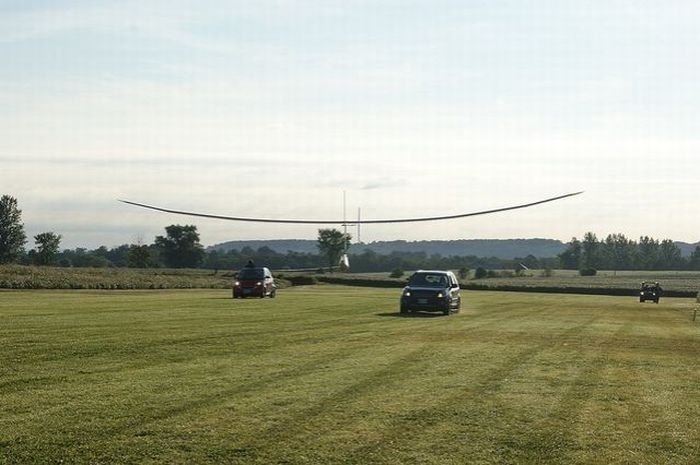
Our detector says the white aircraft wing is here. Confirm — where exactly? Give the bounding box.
[119,191,582,224]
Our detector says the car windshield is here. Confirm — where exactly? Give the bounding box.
[238,268,265,280]
[408,273,448,287]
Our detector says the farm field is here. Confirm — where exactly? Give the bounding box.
[328,270,700,296]
[3,265,700,297]
[1,286,699,464]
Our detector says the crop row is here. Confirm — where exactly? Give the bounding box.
[315,275,699,298]
[1,266,697,298]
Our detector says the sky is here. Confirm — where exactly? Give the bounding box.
[2,1,699,249]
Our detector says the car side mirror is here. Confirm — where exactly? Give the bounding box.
[451,283,459,289]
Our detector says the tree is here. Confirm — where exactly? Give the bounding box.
[59,247,110,267]
[637,236,660,270]
[474,267,488,279]
[580,232,600,270]
[389,268,404,278]
[688,246,700,270]
[0,194,27,264]
[154,225,205,268]
[558,237,582,270]
[600,233,636,271]
[657,239,683,270]
[128,244,155,268]
[33,232,62,266]
[317,228,350,272]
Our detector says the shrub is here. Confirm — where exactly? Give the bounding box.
[389,268,404,278]
[474,267,488,279]
[579,268,597,276]
[286,275,318,286]
[541,268,554,278]
[458,267,470,280]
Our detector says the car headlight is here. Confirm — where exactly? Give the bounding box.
[403,290,411,297]
[257,281,263,286]
[437,292,444,298]
[234,281,240,286]
[640,291,644,295]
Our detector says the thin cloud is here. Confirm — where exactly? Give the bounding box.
[361,178,407,190]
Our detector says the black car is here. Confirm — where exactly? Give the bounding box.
[400,270,461,315]
[233,267,276,298]
[639,281,661,303]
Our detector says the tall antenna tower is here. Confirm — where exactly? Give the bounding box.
[342,190,347,251]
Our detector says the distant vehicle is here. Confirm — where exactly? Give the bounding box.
[233,267,276,298]
[400,270,461,315]
[639,281,661,303]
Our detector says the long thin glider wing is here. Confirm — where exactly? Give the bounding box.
[119,191,582,225]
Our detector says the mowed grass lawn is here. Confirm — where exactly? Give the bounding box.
[1,286,699,464]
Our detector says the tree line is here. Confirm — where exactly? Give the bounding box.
[558,232,700,272]
[0,194,548,271]
[3,195,700,272]
[0,195,355,270]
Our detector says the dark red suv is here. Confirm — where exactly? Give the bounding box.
[233,267,276,298]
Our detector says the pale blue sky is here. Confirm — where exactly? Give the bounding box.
[1,1,699,248]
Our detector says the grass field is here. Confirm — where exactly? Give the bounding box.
[1,286,699,464]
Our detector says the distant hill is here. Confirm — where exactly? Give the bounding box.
[209,238,569,259]
[209,238,699,259]
[676,242,699,257]
[209,240,320,255]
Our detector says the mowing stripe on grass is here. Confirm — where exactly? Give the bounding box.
[1,288,699,464]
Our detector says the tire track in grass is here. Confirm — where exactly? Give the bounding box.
[623,379,700,463]
[227,346,437,464]
[0,290,576,463]
[146,303,538,462]
[606,331,700,463]
[334,315,602,464]
[0,303,404,396]
[82,297,444,438]
[97,305,599,464]
[495,340,620,463]
[190,303,543,462]
[496,305,700,464]
[0,289,542,393]
[94,346,439,464]
[2,341,364,459]
[89,342,373,440]
[476,313,648,464]
[325,304,581,464]
[2,290,424,434]
[551,306,700,464]
[4,343,379,465]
